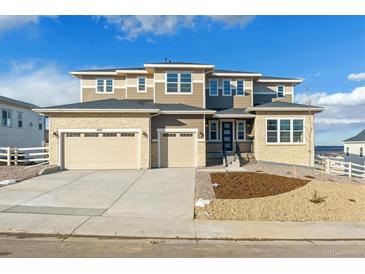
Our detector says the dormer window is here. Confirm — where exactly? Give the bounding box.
[277,85,285,98]
[96,79,113,93]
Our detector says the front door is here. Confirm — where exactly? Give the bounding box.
[222,122,233,152]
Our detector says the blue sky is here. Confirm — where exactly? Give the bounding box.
[0,15,364,145]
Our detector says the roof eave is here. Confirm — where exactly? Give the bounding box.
[144,64,215,69]
[247,107,324,112]
[160,110,216,115]
[33,108,160,114]
[70,71,118,77]
[213,73,262,77]
[214,114,256,118]
[115,70,149,74]
[257,79,303,83]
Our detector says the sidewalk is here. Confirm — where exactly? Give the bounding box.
[1,212,365,240]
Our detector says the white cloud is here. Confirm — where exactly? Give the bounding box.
[0,16,40,32]
[348,72,365,82]
[0,61,78,107]
[100,15,254,41]
[296,86,365,138]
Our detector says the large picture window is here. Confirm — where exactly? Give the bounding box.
[266,118,305,144]
[166,72,192,93]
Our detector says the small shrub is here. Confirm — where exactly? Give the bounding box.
[348,199,356,202]
[310,190,326,204]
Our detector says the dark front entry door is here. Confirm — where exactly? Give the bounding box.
[222,122,233,152]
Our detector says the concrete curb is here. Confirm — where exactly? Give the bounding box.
[38,166,60,176]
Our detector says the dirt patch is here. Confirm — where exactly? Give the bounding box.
[211,172,308,199]
[0,165,49,184]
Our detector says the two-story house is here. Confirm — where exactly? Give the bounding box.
[34,61,323,170]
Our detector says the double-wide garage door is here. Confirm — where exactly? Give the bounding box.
[159,131,197,168]
[63,131,139,170]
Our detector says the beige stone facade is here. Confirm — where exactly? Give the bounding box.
[48,113,150,169]
[253,111,315,167]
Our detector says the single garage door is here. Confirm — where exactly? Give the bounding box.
[63,131,139,170]
[159,131,196,168]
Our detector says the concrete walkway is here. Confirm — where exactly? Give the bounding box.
[0,211,364,240]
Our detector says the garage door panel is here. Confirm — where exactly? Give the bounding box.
[160,132,196,168]
[63,132,139,170]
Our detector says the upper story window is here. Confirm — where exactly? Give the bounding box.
[209,120,218,141]
[17,111,23,128]
[97,79,113,93]
[360,147,363,157]
[38,116,43,130]
[138,77,146,92]
[277,85,285,98]
[1,109,12,127]
[236,80,245,96]
[236,121,246,141]
[166,72,192,93]
[346,147,350,156]
[266,118,304,144]
[209,79,218,96]
[223,80,231,96]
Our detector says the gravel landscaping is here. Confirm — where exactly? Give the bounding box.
[195,171,365,222]
[0,165,50,185]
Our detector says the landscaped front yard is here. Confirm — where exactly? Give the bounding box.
[195,171,365,222]
[0,165,48,186]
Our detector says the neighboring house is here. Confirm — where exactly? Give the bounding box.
[0,95,45,148]
[34,61,323,170]
[343,129,365,167]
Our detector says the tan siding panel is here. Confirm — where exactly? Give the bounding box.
[82,88,126,102]
[151,114,204,139]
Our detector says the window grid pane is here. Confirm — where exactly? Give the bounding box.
[210,80,218,96]
[223,80,231,95]
[236,80,245,96]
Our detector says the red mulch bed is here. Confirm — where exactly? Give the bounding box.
[211,172,309,199]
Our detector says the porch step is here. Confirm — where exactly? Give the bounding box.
[225,154,240,168]
[241,153,257,164]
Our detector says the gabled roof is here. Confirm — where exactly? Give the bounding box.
[248,101,323,112]
[344,129,365,142]
[33,99,216,114]
[0,95,39,109]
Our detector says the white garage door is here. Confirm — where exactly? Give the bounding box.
[159,130,197,168]
[62,131,139,170]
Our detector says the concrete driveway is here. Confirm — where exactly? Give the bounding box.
[0,168,195,219]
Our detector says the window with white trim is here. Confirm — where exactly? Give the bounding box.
[209,79,218,96]
[236,80,245,96]
[166,72,192,93]
[360,147,363,157]
[266,118,305,144]
[17,111,23,128]
[209,121,218,141]
[1,109,12,127]
[277,85,285,98]
[223,80,231,96]
[138,77,146,92]
[97,79,113,93]
[236,121,246,141]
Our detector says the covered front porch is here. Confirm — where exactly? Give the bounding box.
[205,108,256,167]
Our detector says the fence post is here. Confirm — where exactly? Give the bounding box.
[6,147,11,166]
[348,162,352,178]
[14,148,18,166]
[326,158,330,174]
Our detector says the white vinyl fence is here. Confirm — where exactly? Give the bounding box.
[0,146,49,166]
[315,155,365,179]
